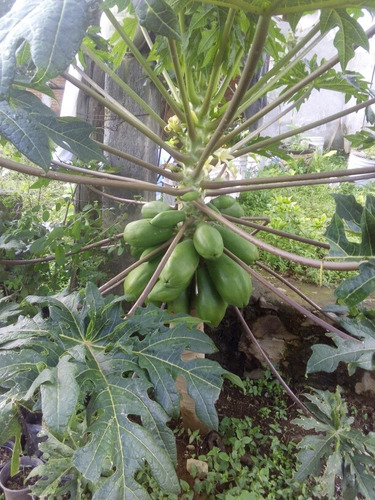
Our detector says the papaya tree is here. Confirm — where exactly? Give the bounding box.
[1,0,375,497]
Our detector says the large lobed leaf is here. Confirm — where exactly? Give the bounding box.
[325,194,375,307]
[0,0,92,97]
[307,314,375,375]
[0,0,104,169]
[195,0,375,15]
[0,283,228,499]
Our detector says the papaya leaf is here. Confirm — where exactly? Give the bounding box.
[28,433,81,499]
[324,213,361,257]
[6,89,105,168]
[325,194,375,305]
[0,284,228,499]
[132,0,180,40]
[330,193,362,233]
[335,260,375,307]
[307,314,375,375]
[0,0,92,97]
[0,100,51,169]
[25,356,80,440]
[320,9,369,69]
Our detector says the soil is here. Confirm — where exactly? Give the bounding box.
[4,466,39,490]
[172,276,375,499]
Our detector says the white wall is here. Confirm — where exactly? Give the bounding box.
[262,12,375,151]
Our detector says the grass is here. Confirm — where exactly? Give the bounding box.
[239,151,375,286]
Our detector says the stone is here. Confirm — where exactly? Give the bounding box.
[239,314,298,365]
[355,372,375,395]
[186,458,208,479]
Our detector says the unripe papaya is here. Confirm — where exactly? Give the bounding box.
[215,225,259,264]
[219,201,244,218]
[148,280,187,303]
[168,286,191,315]
[141,200,172,219]
[123,219,173,247]
[140,245,165,260]
[193,222,223,260]
[194,266,227,327]
[179,191,200,201]
[206,202,221,214]
[159,239,199,287]
[130,246,144,259]
[210,194,235,210]
[206,253,252,307]
[150,209,186,228]
[124,259,160,301]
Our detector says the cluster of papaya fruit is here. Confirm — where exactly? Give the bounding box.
[123,196,258,326]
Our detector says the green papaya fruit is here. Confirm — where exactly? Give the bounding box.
[219,201,245,218]
[123,219,173,247]
[193,222,223,260]
[210,194,236,210]
[148,280,187,303]
[167,286,191,315]
[206,253,252,307]
[141,200,172,219]
[215,225,259,264]
[194,266,227,327]
[150,209,186,228]
[140,245,165,260]
[123,259,160,301]
[159,239,199,287]
[179,190,200,201]
[130,246,144,259]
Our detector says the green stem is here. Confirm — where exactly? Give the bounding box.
[229,91,310,153]
[97,143,183,182]
[81,44,166,128]
[191,15,271,179]
[0,155,190,196]
[222,23,375,144]
[200,8,236,117]
[219,22,321,120]
[139,27,180,102]
[223,215,330,249]
[63,70,187,163]
[0,234,123,266]
[178,10,200,107]
[236,266,359,342]
[204,172,375,196]
[202,162,375,190]
[99,239,172,294]
[168,39,197,142]
[193,200,361,271]
[103,9,184,121]
[234,308,313,416]
[211,47,243,109]
[238,95,375,156]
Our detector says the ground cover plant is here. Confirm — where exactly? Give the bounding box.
[239,153,375,285]
[1,0,375,498]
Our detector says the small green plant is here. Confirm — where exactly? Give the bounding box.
[293,387,375,500]
[192,414,318,499]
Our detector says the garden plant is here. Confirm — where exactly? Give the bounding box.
[1,0,375,498]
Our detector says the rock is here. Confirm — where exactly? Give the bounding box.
[186,458,208,479]
[239,315,298,365]
[355,372,375,395]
